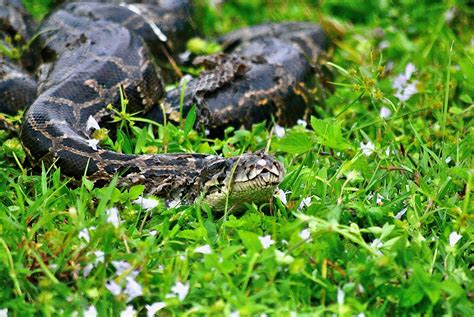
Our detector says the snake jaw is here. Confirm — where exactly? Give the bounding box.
[201,153,284,211]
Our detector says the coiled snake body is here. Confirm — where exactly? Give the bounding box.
[0,0,327,210]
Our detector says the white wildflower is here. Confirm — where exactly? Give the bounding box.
[168,198,181,208]
[230,311,240,317]
[360,141,375,156]
[105,280,122,296]
[84,305,97,317]
[0,309,7,317]
[298,228,312,242]
[445,156,452,164]
[169,281,190,301]
[105,207,121,228]
[378,40,389,50]
[146,302,166,317]
[274,124,285,138]
[449,231,462,247]
[297,119,307,128]
[385,61,394,72]
[86,116,100,131]
[376,193,384,205]
[274,189,288,205]
[392,74,407,91]
[94,251,105,264]
[194,244,212,255]
[124,276,143,302]
[392,63,418,102]
[358,313,366,317]
[120,306,136,317]
[394,207,407,220]
[83,263,94,277]
[275,250,294,264]
[370,239,383,256]
[405,63,416,79]
[444,7,456,23]
[258,235,275,249]
[298,196,311,210]
[149,230,157,236]
[79,228,92,242]
[133,197,159,210]
[379,106,392,119]
[111,261,132,276]
[86,139,100,151]
[385,147,391,156]
[337,287,345,305]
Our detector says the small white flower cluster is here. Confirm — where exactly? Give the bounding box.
[105,207,122,228]
[337,287,345,305]
[84,305,97,317]
[120,306,136,317]
[274,188,288,205]
[83,302,167,317]
[105,260,142,302]
[86,116,101,151]
[379,106,392,119]
[298,197,311,211]
[145,302,166,316]
[370,238,383,256]
[166,280,190,301]
[83,250,105,277]
[360,141,375,156]
[297,119,307,128]
[394,207,408,220]
[258,235,275,249]
[133,196,159,211]
[274,124,286,138]
[79,226,96,243]
[274,189,312,213]
[392,63,418,102]
[298,228,312,242]
[449,231,462,247]
[194,244,212,255]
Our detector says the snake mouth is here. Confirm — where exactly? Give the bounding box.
[201,153,285,211]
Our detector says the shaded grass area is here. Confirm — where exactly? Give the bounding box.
[0,0,473,316]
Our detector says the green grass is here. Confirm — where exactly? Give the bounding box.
[1,0,473,316]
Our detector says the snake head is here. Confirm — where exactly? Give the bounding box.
[201,153,284,211]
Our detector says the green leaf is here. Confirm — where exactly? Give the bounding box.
[275,131,313,154]
[440,280,464,298]
[116,130,133,154]
[134,127,149,154]
[128,185,145,200]
[399,283,424,307]
[82,177,94,191]
[237,230,262,252]
[183,105,197,136]
[310,116,351,150]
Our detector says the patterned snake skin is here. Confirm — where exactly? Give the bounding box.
[0,0,327,210]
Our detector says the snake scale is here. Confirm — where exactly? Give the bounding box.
[0,0,327,210]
